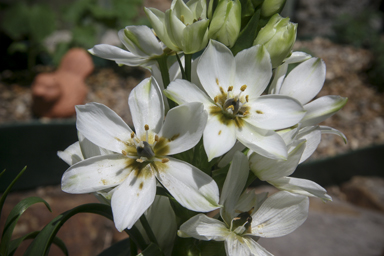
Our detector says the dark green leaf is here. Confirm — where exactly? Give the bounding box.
[29,4,57,42]
[0,196,51,256]
[230,9,262,55]
[97,238,130,256]
[24,203,113,256]
[0,167,27,220]
[8,231,68,256]
[1,4,29,40]
[139,242,165,256]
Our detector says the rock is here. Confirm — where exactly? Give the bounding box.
[341,176,384,212]
[31,48,93,118]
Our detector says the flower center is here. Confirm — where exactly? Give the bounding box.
[214,84,250,117]
[230,208,253,235]
[136,141,155,159]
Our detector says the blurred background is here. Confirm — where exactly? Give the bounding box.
[0,0,384,255]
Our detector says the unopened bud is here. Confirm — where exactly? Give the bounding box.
[260,0,286,18]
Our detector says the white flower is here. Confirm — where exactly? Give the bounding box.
[269,56,348,162]
[61,77,220,231]
[249,139,332,201]
[164,40,306,161]
[89,25,167,68]
[178,151,309,256]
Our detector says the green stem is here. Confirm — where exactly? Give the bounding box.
[176,54,186,80]
[140,214,159,246]
[185,54,192,82]
[130,238,137,255]
[124,225,148,251]
[156,56,170,89]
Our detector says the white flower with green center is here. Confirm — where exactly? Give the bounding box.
[178,151,309,256]
[61,77,220,231]
[89,25,168,68]
[164,40,306,161]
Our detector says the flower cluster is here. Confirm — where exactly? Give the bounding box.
[59,0,347,255]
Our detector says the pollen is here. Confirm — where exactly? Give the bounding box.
[136,159,144,163]
[122,150,127,156]
[240,85,247,91]
[214,96,218,103]
[218,130,222,135]
[219,87,225,94]
[256,110,263,114]
[162,158,169,163]
[131,132,135,138]
[216,78,219,86]
[245,95,249,102]
[227,105,234,111]
[144,124,149,131]
[228,86,233,92]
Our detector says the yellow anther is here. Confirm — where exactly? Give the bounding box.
[220,87,225,94]
[214,96,218,103]
[122,150,127,156]
[144,124,149,131]
[256,110,263,114]
[245,95,249,102]
[228,86,233,92]
[136,158,144,163]
[216,78,220,86]
[227,105,235,111]
[162,158,170,163]
[131,132,135,138]
[155,135,159,142]
[243,110,250,116]
[240,85,247,91]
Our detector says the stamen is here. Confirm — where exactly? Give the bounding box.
[122,150,127,156]
[228,86,233,92]
[245,95,249,102]
[131,132,135,139]
[216,78,219,86]
[136,158,144,163]
[162,158,169,163]
[145,124,149,142]
[219,87,225,94]
[214,96,218,103]
[240,85,247,91]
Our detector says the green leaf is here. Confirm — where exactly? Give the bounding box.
[0,167,27,220]
[8,231,68,256]
[24,203,113,256]
[0,3,29,40]
[29,4,56,42]
[138,242,165,256]
[0,196,51,256]
[230,9,262,55]
[97,238,130,256]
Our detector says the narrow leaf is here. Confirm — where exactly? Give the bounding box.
[138,242,165,256]
[97,238,130,256]
[0,196,51,256]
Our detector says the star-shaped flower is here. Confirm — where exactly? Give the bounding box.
[178,151,309,256]
[61,77,220,231]
[164,40,306,161]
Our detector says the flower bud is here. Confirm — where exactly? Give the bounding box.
[260,0,286,18]
[253,14,297,68]
[208,0,241,47]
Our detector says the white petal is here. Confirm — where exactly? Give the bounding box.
[235,45,272,99]
[220,151,249,225]
[270,177,332,201]
[57,141,83,165]
[158,102,207,155]
[129,77,164,137]
[284,51,312,64]
[295,126,322,163]
[89,44,147,66]
[301,95,348,127]
[61,154,131,193]
[249,140,305,181]
[76,103,132,153]
[217,141,246,168]
[268,63,288,94]
[144,196,177,253]
[236,123,288,160]
[164,79,213,109]
[197,40,235,99]
[178,214,229,241]
[111,165,156,231]
[225,235,272,256]
[251,191,309,237]
[118,25,163,57]
[203,115,237,161]
[155,157,220,212]
[246,95,306,130]
[78,132,112,159]
[319,125,348,144]
[280,57,326,104]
